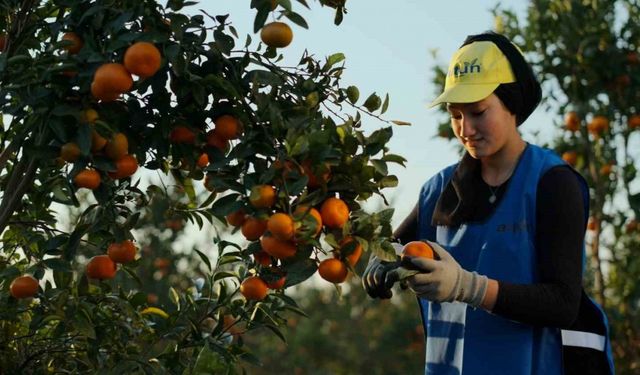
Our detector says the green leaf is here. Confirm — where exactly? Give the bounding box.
[210,194,242,216]
[195,249,212,272]
[214,271,237,282]
[45,234,69,253]
[282,259,317,286]
[346,86,359,104]
[371,160,388,175]
[170,287,181,310]
[380,175,398,188]
[74,312,96,340]
[245,70,284,86]
[382,153,407,165]
[363,93,382,112]
[263,323,287,343]
[285,12,309,29]
[323,53,345,71]
[44,258,72,272]
[192,345,230,374]
[380,93,390,114]
[254,8,270,33]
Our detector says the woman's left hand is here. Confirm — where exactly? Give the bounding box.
[394,241,489,308]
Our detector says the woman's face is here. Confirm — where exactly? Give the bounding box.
[447,93,517,159]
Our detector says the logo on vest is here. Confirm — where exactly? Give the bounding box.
[452,58,481,77]
[496,219,530,233]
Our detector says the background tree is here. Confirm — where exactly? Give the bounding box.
[0,0,406,372]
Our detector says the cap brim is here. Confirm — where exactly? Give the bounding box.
[427,83,500,108]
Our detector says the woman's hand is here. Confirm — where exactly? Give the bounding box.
[395,241,489,308]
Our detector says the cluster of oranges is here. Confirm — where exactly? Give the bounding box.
[564,111,640,135]
[85,239,138,281]
[56,34,164,191]
[9,238,139,297]
[230,177,364,300]
[91,41,161,102]
[561,112,640,174]
[169,114,243,175]
[70,124,139,190]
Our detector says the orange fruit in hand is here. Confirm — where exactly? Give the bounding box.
[124,42,162,78]
[562,151,578,167]
[108,154,138,179]
[267,212,295,240]
[249,185,276,209]
[169,126,196,144]
[260,234,297,259]
[105,133,129,160]
[214,115,242,141]
[401,241,434,260]
[241,216,268,241]
[92,63,133,95]
[293,206,322,238]
[86,255,117,280]
[61,32,83,54]
[107,240,137,263]
[10,275,39,299]
[225,209,246,227]
[320,197,349,229]
[240,276,268,300]
[318,258,348,284]
[564,111,580,132]
[60,142,81,162]
[74,169,101,190]
[261,22,293,48]
[339,237,363,267]
[628,114,640,129]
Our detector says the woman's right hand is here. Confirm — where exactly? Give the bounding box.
[362,255,401,299]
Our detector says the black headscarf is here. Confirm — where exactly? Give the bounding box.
[461,32,542,126]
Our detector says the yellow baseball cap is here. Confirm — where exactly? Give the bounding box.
[428,41,516,107]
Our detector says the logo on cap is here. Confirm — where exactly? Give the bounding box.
[452,58,481,77]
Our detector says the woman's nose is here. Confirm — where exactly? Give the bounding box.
[459,117,476,139]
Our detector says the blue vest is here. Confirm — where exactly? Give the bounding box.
[416,144,615,375]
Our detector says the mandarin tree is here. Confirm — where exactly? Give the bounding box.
[0,0,405,372]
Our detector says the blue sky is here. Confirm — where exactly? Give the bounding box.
[204,1,548,224]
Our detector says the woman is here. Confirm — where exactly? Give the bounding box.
[363,32,615,375]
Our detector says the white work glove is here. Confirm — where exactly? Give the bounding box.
[390,241,488,308]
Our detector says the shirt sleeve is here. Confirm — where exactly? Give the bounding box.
[491,166,584,328]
